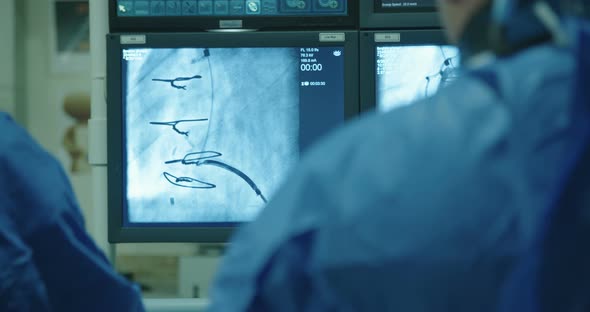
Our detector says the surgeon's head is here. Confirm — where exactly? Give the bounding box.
[437,0,491,43]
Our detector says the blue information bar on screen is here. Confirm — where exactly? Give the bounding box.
[116,0,347,17]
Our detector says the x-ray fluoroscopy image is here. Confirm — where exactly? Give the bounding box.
[124,48,300,224]
[376,45,460,112]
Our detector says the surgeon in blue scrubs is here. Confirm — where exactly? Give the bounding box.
[210,0,590,311]
[0,113,144,311]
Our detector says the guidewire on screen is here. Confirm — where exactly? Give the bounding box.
[149,48,268,204]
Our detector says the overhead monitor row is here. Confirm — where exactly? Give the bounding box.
[110,0,442,31]
[106,30,460,243]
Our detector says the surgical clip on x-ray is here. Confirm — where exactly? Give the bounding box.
[152,75,203,90]
[149,119,209,136]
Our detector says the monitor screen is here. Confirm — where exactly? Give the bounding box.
[109,0,358,31]
[360,0,440,29]
[107,31,359,242]
[360,30,461,113]
[115,0,348,17]
[376,45,460,112]
[374,0,436,12]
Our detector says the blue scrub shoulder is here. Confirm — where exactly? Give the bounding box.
[0,112,79,237]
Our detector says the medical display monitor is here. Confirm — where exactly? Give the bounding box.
[360,30,460,113]
[109,0,358,32]
[360,0,440,28]
[375,0,435,12]
[107,31,359,242]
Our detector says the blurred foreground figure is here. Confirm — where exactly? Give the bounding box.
[0,113,145,311]
[210,0,590,311]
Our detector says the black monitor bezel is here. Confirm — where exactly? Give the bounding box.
[107,31,360,243]
[109,0,359,32]
[360,1,441,29]
[359,29,450,113]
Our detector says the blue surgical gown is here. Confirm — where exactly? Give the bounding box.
[209,42,590,312]
[0,114,145,311]
[498,20,590,312]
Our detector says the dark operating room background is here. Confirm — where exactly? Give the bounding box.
[123,47,300,224]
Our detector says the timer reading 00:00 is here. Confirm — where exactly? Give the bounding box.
[300,63,323,72]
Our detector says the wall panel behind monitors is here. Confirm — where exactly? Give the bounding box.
[360,0,440,29]
[110,0,359,32]
[360,30,460,113]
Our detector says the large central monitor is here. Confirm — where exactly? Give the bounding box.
[360,30,460,113]
[109,0,358,32]
[107,31,359,242]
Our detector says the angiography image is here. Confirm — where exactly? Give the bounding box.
[123,47,300,224]
[376,45,460,113]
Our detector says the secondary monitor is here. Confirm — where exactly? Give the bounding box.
[360,30,461,113]
[109,0,358,32]
[360,0,441,29]
[107,31,359,242]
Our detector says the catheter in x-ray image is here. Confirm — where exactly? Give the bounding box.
[123,47,300,224]
[376,45,460,112]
